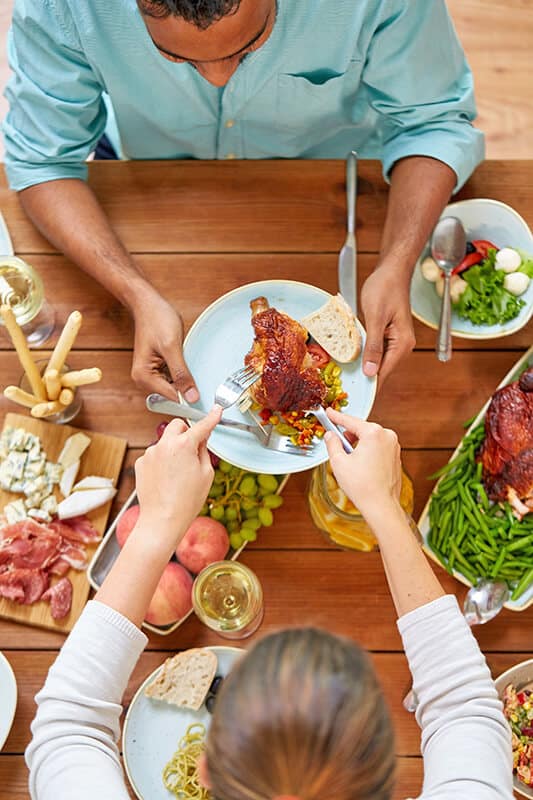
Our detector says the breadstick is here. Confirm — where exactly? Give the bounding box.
[59,388,74,406]
[44,368,61,400]
[31,400,63,418]
[0,304,47,401]
[61,367,102,388]
[46,310,82,374]
[3,385,40,409]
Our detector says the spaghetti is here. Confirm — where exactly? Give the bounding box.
[162,723,211,799]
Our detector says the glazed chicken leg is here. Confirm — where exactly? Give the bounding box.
[244,297,327,412]
[480,366,533,518]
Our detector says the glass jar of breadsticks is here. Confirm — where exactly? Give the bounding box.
[1,307,102,424]
[308,461,415,551]
[0,256,55,346]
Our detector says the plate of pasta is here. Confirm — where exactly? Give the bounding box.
[123,646,243,799]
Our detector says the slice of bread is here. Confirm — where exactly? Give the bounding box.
[301,293,362,363]
[144,648,217,711]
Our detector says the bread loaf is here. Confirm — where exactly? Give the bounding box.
[145,648,217,711]
[301,294,361,363]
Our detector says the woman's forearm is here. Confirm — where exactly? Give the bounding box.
[19,179,155,311]
[365,500,445,617]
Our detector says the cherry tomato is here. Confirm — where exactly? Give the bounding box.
[452,251,482,275]
[306,343,331,368]
[472,239,498,260]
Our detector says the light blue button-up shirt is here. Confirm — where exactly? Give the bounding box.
[3,0,484,192]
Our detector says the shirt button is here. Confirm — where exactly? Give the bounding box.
[225,119,235,129]
[225,152,237,159]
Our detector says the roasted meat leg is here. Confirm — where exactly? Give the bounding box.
[480,366,533,517]
[244,296,327,412]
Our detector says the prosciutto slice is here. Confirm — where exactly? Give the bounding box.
[42,577,73,620]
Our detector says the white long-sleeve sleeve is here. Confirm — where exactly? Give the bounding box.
[26,600,147,800]
[398,594,513,799]
[26,596,513,800]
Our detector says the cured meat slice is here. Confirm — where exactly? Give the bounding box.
[57,540,87,570]
[49,515,100,544]
[42,577,73,619]
[0,568,49,604]
[48,557,71,577]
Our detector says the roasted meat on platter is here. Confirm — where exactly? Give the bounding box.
[244,296,327,412]
[480,366,533,518]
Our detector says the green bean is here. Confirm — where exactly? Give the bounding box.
[507,533,533,553]
[511,568,533,601]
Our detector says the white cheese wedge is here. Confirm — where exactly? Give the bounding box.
[58,432,91,469]
[72,476,114,492]
[57,486,116,519]
[60,459,80,497]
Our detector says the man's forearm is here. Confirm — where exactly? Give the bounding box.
[378,156,457,280]
[19,179,154,311]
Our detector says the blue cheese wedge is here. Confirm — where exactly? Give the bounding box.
[41,495,58,516]
[4,498,27,524]
[7,451,27,481]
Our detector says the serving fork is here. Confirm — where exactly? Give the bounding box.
[214,365,260,409]
[146,394,313,456]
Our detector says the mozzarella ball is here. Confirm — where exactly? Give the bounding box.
[450,275,468,304]
[504,272,530,296]
[420,257,441,282]
[495,247,522,273]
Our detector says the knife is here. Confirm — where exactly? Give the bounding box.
[146,393,262,434]
[337,151,358,316]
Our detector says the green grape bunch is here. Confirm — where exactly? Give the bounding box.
[200,461,284,550]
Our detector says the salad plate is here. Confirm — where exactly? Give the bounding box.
[418,346,533,611]
[0,650,17,751]
[494,659,533,798]
[411,198,533,339]
[123,646,242,799]
[183,280,377,474]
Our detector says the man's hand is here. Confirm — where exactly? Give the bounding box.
[360,264,416,383]
[131,292,200,402]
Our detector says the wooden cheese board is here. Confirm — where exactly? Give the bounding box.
[0,412,127,632]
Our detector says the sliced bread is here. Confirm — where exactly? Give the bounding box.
[144,648,218,711]
[301,293,361,363]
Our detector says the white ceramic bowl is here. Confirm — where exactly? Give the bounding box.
[0,651,17,751]
[494,659,533,799]
[411,198,533,339]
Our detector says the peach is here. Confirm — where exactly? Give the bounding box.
[176,516,229,574]
[145,562,193,626]
[116,504,140,548]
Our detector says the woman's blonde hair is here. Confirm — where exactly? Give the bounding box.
[206,627,395,800]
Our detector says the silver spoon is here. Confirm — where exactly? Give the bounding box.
[432,217,466,363]
[403,578,509,712]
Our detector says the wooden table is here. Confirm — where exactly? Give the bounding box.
[0,160,531,799]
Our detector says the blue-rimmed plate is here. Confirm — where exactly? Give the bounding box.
[123,646,242,799]
[411,198,533,339]
[0,651,17,751]
[183,280,376,474]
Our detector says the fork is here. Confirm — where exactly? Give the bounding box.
[214,366,260,409]
[306,406,353,454]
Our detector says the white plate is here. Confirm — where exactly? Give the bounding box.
[183,280,377,474]
[418,346,533,611]
[123,646,243,799]
[0,651,17,751]
[411,198,533,339]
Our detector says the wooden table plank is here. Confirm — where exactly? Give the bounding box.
[0,350,524,448]
[4,649,528,758]
[1,254,530,351]
[0,549,532,652]
[1,161,532,255]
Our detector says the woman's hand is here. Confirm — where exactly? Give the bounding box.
[135,407,222,542]
[325,409,402,522]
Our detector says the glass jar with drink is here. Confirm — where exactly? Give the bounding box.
[192,560,264,639]
[308,461,415,551]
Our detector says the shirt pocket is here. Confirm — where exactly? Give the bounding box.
[275,59,364,133]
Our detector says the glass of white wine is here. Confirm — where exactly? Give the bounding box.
[0,256,55,346]
[192,561,264,640]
